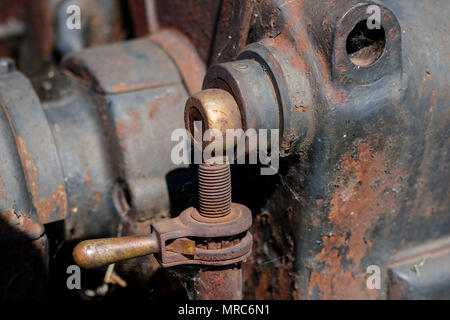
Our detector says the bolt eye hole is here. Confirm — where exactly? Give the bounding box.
[188,107,204,144]
[346,19,386,67]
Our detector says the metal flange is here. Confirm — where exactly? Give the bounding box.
[153,203,252,267]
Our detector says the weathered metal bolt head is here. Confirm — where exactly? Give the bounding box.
[0,58,16,75]
[184,88,243,152]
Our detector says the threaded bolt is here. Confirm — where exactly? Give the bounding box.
[197,158,231,218]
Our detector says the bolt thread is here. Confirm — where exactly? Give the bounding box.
[197,159,231,218]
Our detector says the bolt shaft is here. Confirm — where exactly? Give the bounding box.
[198,158,231,218]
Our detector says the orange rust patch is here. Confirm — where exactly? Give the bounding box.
[333,91,347,104]
[295,105,310,112]
[0,173,3,195]
[0,208,43,237]
[115,110,143,140]
[116,121,127,138]
[308,142,407,299]
[129,110,143,133]
[317,47,331,80]
[34,184,67,223]
[84,172,93,191]
[149,30,206,94]
[424,207,433,219]
[16,136,39,197]
[93,191,102,202]
[110,83,149,93]
[148,96,169,118]
[148,102,160,119]
[16,136,67,223]
[289,54,309,74]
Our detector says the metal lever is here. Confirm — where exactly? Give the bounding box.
[73,234,160,269]
[73,233,197,269]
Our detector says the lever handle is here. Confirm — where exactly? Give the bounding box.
[73,234,160,269]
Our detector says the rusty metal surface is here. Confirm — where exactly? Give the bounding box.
[1,26,206,299]
[209,0,255,65]
[0,80,44,242]
[203,60,279,136]
[62,39,181,94]
[60,37,200,225]
[198,161,232,218]
[194,265,243,300]
[127,0,151,36]
[0,69,68,224]
[153,204,252,267]
[236,0,450,300]
[149,29,206,94]
[0,0,448,301]
[154,0,222,63]
[43,85,119,240]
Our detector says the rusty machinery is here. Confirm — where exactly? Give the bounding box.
[0,0,449,300]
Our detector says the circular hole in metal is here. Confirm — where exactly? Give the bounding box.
[346,19,386,67]
[188,106,204,145]
[113,181,132,216]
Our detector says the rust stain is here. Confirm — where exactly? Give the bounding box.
[148,101,160,118]
[148,96,169,119]
[0,173,3,195]
[34,185,67,223]
[333,91,347,103]
[244,207,298,299]
[129,110,143,133]
[116,121,127,138]
[0,208,43,237]
[308,233,367,299]
[290,54,309,73]
[115,110,143,140]
[295,105,310,112]
[149,30,206,94]
[110,82,149,93]
[16,136,67,223]
[84,172,93,191]
[93,191,102,202]
[308,142,408,299]
[390,28,397,39]
[424,207,433,219]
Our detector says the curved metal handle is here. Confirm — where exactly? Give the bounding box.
[73,234,160,269]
